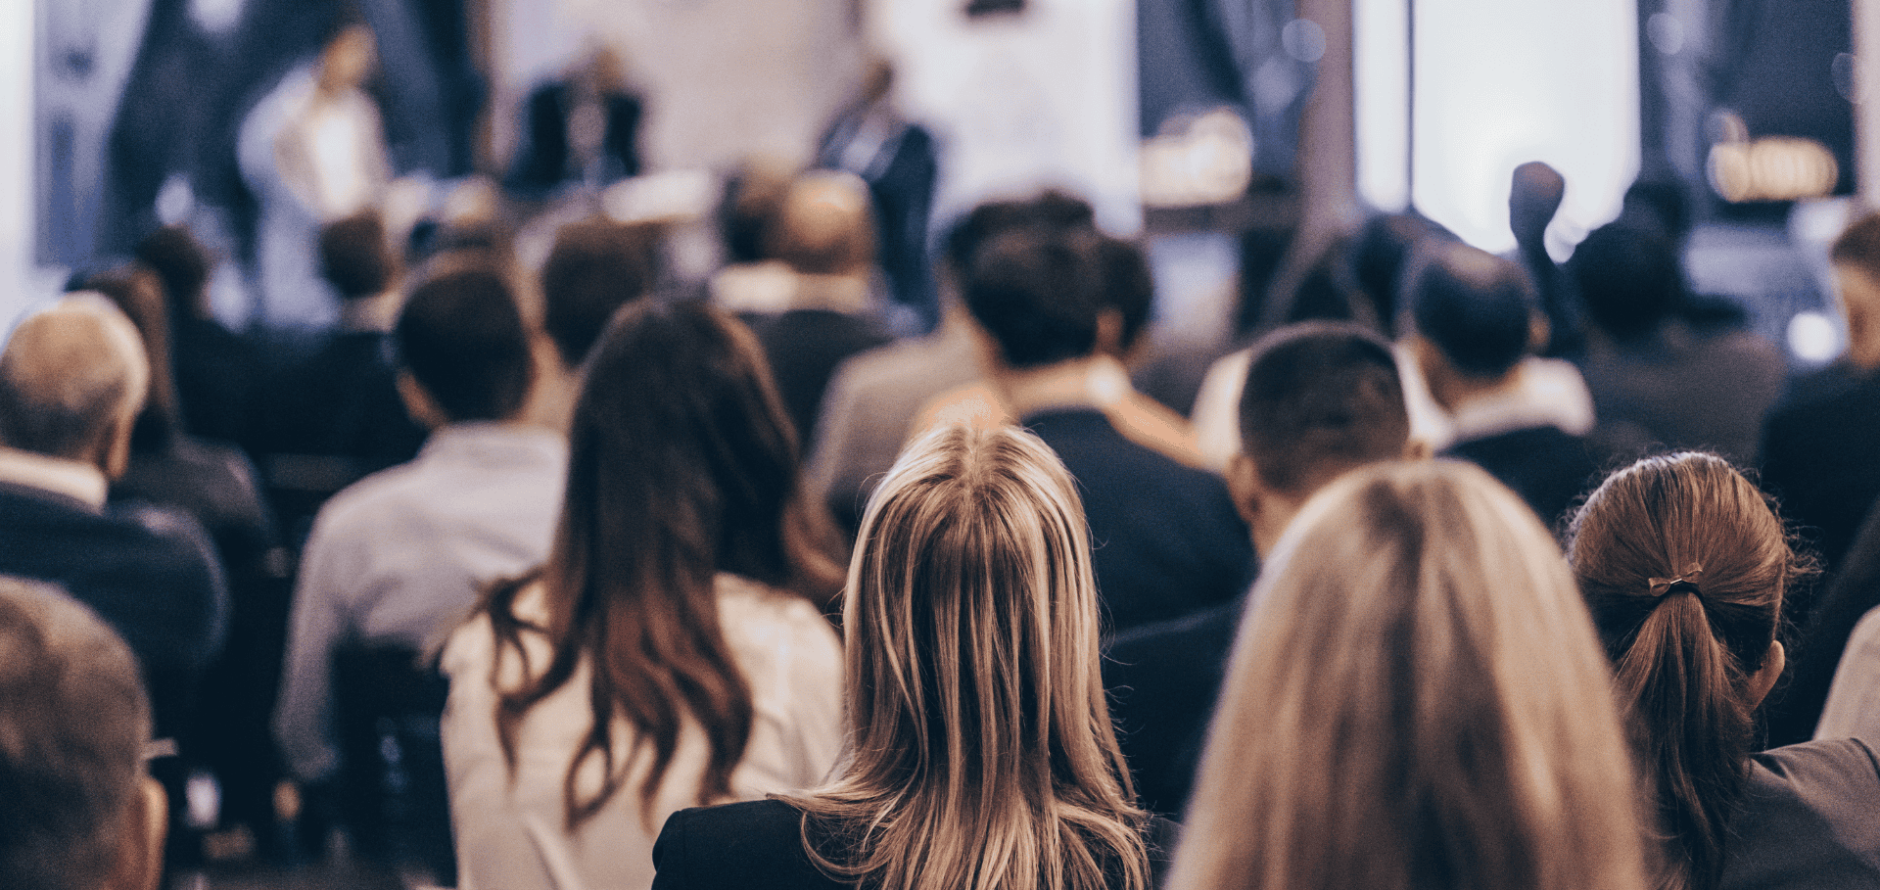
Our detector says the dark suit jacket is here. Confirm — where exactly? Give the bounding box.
[1442,426,1602,532]
[506,81,643,195]
[0,482,227,739]
[1104,596,1245,817]
[1025,408,1254,634]
[1760,362,1880,573]
[652,798,1177,890]
[744,309,894,452]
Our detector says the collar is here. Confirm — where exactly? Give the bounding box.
[420,421,568,460]
[1446,366,1583,442]
[0,447,108,508]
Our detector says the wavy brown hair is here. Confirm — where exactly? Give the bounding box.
[483,299,844,829]
[790,424,1151,890]
[1566,453,1813,890]
[1171,460,1647,890]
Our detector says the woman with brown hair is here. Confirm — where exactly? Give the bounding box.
[441,299,848,890]
[1568,452,1880,890]
[1168,460,1647,890]
[650,423,1161,890]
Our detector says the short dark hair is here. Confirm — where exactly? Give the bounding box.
[133,225,212,318]
[1405,242,1535,378]
[1831,211,1880,276]
[942,191,1095,279]
[319,211,396,300]
[1096,236,1154,352]
[395,264,534,423]
[964,227,1104,370]
[1238,322,1409,495]
[1569,222,1682,340]
[540,219,660,367]
[0,577,152,890]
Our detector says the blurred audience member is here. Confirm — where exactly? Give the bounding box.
[506,47,643,199]
[532,217,662,428]
[1819,508,1880,745]
[808,191,1091,534]
[251,210,428,548]
[1761,212,1880,574]
[84,267,290,850]
[1570,222,1785,466]
[1106,322,1413,816]
[1169,460,1646,890]
[0,578,168,890]
[274,262,563,865]
[740,171,895,448]
[652,424,1164,890]
[1569,453,1880,890]
[709,158,798,314]
[817,58,939,330]
[1405,241,1602,528]
[0,295,226,757]
[132,226,260,445]
[447,300,844,890]
[239,22,393,330]
[1509,160,1584,357]
[964,226,1251,633]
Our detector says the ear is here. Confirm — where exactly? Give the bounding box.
[99,406,136,481]
[1402,437,1433,461]
[1748,639,1786,710]
[1224,453,1264,528]
[396,371,449,431]
[102,776,167,890]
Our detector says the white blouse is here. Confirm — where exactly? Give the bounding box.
[442,575,844,890]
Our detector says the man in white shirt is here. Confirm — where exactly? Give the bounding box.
[273,260,566,874]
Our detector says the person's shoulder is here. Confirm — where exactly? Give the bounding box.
[1751,738,1880,787]
[716,578,841,663]
[653,799,837,890]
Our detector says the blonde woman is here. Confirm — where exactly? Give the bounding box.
[650,424,1164,890]
[1169,460,1648,890]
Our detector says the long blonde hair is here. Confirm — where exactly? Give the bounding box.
[1170,460,1647,890]
[789,423,1150,890]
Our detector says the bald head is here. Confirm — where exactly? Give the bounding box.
[0,296,149,470]
[769,171,874,277]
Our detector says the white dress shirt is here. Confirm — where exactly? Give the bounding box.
[274,422,567,781]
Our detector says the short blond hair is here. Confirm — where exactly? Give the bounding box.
[1171,460,1647,890]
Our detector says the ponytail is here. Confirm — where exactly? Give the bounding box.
[1607,590,1754,890]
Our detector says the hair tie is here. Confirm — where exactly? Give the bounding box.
[1648,565,1705,598]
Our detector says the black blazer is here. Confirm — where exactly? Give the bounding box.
[652,798,1177,890]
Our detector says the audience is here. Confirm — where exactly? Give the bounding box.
[739,170,895,447]
[1105,321,1414,816]
[272,260,563,872]
[651,423,1166,890]
[1761,211,1880,573]
[1405,240,1602,527]
[445,299,844,890]
[1570,221,1785,466]
[132,226,261,447]
[1568,452,1880,889]
[0,577,168,890]
[958,226,1251,632]
[1168,460,1647,890]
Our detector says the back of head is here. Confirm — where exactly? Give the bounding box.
[495,298,840,827]
[0,297,150,463]
[1237,322,1409,496]
[0,577,153,890]
[809,423,1146,890]
[1569,222,1683,340]
[1510,161,1567,243]
[719,158,795,265]
[965,227,1105,370]
[319,210,398,300]
[132,226,211,320]
[767,171,875,277]
[942,191,1095,279]
[540,218,661,367]
[1173,460,1645,890]
[395,263,533,424]
[1566,453,1802,890]
[1406,241,1536,379]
